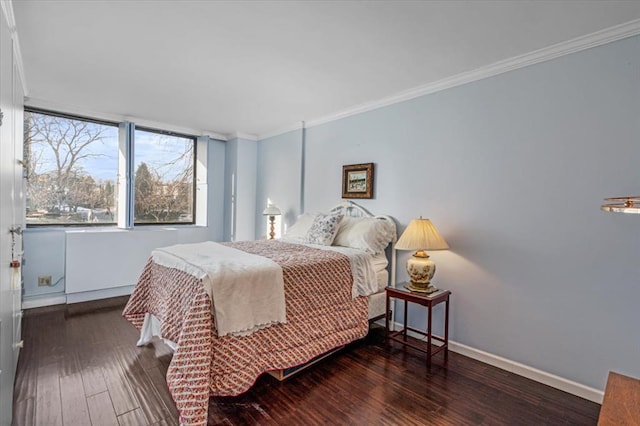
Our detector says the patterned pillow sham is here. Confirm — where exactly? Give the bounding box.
[304,213,344,246]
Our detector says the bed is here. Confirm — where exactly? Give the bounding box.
[123,201,396,426]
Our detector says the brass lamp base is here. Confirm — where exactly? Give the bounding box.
[268,215,276,239]
[406,282,439,294]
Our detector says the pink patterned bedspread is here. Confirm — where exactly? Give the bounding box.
[122,240,369,426]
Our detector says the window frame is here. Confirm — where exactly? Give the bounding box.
[24,107,120,228]
[23,108,199,228]
[133,125,198,226]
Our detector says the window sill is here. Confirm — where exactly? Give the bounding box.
[24,225,207,234]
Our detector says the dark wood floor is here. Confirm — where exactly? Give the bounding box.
[13,297,601,425]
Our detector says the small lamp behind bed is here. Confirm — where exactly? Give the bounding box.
[395,217,449,294]
[263,204,281,239]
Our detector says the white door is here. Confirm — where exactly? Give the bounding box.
[0,5,25,423]
[11,58,25,370]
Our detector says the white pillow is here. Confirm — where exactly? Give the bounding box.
[282,213,320,242]
[333,216,396,254]
[304,213,344,246]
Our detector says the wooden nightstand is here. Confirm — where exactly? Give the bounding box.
[385,284,451,366]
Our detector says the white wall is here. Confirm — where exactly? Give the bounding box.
[0,3,25,423]
[257,35,640,393]
[64,227,211,302]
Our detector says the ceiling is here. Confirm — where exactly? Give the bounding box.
[11,1,640,139]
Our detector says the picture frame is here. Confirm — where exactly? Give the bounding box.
[342,163,374,199]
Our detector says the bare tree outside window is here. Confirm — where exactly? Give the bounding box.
[24,110,119,225]
[133,129,195,224]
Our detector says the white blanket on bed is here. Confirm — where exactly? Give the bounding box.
[152,241,286,337]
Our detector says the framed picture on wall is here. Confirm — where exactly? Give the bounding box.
[342,163,374,199]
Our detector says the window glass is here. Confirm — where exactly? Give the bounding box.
[134,128,195,224]
[24,110,119,225]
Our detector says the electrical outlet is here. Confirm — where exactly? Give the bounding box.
[38,275,52,287]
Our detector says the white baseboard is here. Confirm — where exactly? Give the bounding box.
[22,294,67,309]
[448,341,604,404]
[66,285,134,304]
[392,322,604,404]
[22,285,134,309]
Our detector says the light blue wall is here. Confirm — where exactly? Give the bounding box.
[208,138,226,242]
[224,137,258,241]
[255,129,303,238]
[257,35,640,391]
[223,138,237,241]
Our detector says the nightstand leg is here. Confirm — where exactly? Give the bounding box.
[403,300,408,341]
[444,298,449,364]
[427,303,432,367]
[385,292,390,338]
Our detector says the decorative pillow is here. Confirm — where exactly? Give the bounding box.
[304,213,344,246]
[333,216,396,254]
[281,213,320,242]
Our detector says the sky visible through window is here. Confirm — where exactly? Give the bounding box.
[35,132,190,182]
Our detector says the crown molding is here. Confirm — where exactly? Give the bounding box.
[227,131,258,141]
[202,130,229,142]
[0,0,15,30]
[1,0,28,97]
[12,30,27,96]
[262,18,640,139]
[25,97,228,140]
[202,130,228,141]
[258,122,304,141]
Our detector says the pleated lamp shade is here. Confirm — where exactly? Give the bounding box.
[395,218,449,251]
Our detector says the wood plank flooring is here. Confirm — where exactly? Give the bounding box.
[13,297,601,425]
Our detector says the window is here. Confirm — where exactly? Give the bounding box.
[24,109,198,227]
[134,128,195,224]
[24,110,119,226]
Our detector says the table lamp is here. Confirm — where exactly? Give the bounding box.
[395,217,449,293]
[262,204,281,239]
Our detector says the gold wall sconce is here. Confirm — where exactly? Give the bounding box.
[601,196,640,214]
